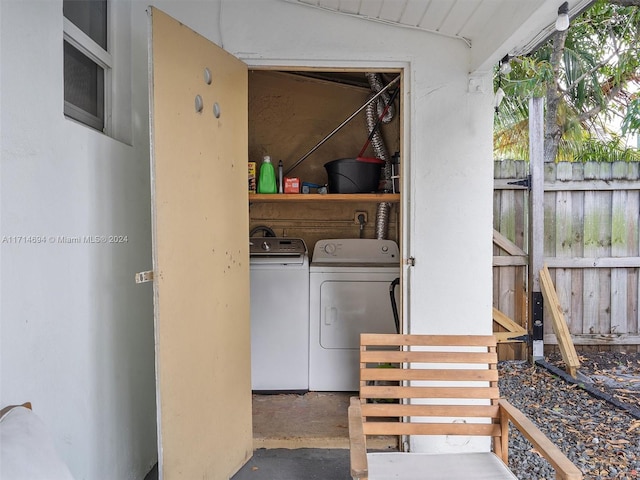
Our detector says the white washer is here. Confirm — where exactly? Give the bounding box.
[250,237,309,391]
[309,238,400,391]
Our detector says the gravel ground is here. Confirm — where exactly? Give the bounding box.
[499,352,640,480]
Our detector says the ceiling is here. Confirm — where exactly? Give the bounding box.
[283,0,594,72]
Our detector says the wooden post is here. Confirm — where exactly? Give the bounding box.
[529,97,545,360]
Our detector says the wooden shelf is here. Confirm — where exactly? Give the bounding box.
[249,193,400,203]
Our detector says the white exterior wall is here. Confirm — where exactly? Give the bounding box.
[1,1,158,479]
[1,1,495,478]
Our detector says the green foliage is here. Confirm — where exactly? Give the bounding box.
[494,0,640,162]
[573,135,640,162]
[622,97,640,135]
[495,133,640,162]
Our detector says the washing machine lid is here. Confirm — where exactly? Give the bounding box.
[312,239,399,265]
[250,237,307,256]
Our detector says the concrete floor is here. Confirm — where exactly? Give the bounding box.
[231,448,351,480]
[145,449,352,480]
[237,393,372,480]
[253,392,352,449]
[253,392,397,450]
[145,392,396,479]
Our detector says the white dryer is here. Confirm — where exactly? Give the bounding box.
[309,238,400,391]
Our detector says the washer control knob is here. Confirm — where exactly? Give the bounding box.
[323,243,336,255]
[261,241,271,251]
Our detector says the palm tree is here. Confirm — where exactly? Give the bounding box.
[494,0,640,162]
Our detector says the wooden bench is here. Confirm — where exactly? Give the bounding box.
[348,334,582,479]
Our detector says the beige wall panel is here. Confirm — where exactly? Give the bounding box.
[149,8,252,479]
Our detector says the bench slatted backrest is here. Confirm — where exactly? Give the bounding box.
[358,333,502,446]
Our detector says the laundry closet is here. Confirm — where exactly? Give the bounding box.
[247,69,403,393]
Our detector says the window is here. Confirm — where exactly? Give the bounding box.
[63,0,111,132]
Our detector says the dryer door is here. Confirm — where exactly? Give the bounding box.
[320,276,398,350]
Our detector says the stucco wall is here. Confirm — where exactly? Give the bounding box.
[1,1,495,477]
[1,1,158,478]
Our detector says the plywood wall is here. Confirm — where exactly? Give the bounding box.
[250,200,400,258]
[248,70,401,253]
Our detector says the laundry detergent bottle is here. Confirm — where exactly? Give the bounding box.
[257,155,277,194]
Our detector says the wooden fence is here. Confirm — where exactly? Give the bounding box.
[493,160,640,357]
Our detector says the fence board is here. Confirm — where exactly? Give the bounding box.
[570,165,585,339]
[598,164,613,336]
[554,162,574,336]
[490,161,527,355]
[623,188,639,340]
[514,161,527,359]
[611,187,629,335]
[499,160,517,321]
[543,163,558,339]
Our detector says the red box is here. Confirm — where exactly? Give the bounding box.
[284,177,300,194]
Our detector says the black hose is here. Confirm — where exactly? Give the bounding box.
[536,359,640,419]
[250,226,276,237]
[390,277,400,333]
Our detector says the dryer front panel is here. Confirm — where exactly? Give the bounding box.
[309,269,399,391]
[320,280,397,349]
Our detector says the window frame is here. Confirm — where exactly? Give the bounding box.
[63,5,112,134]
